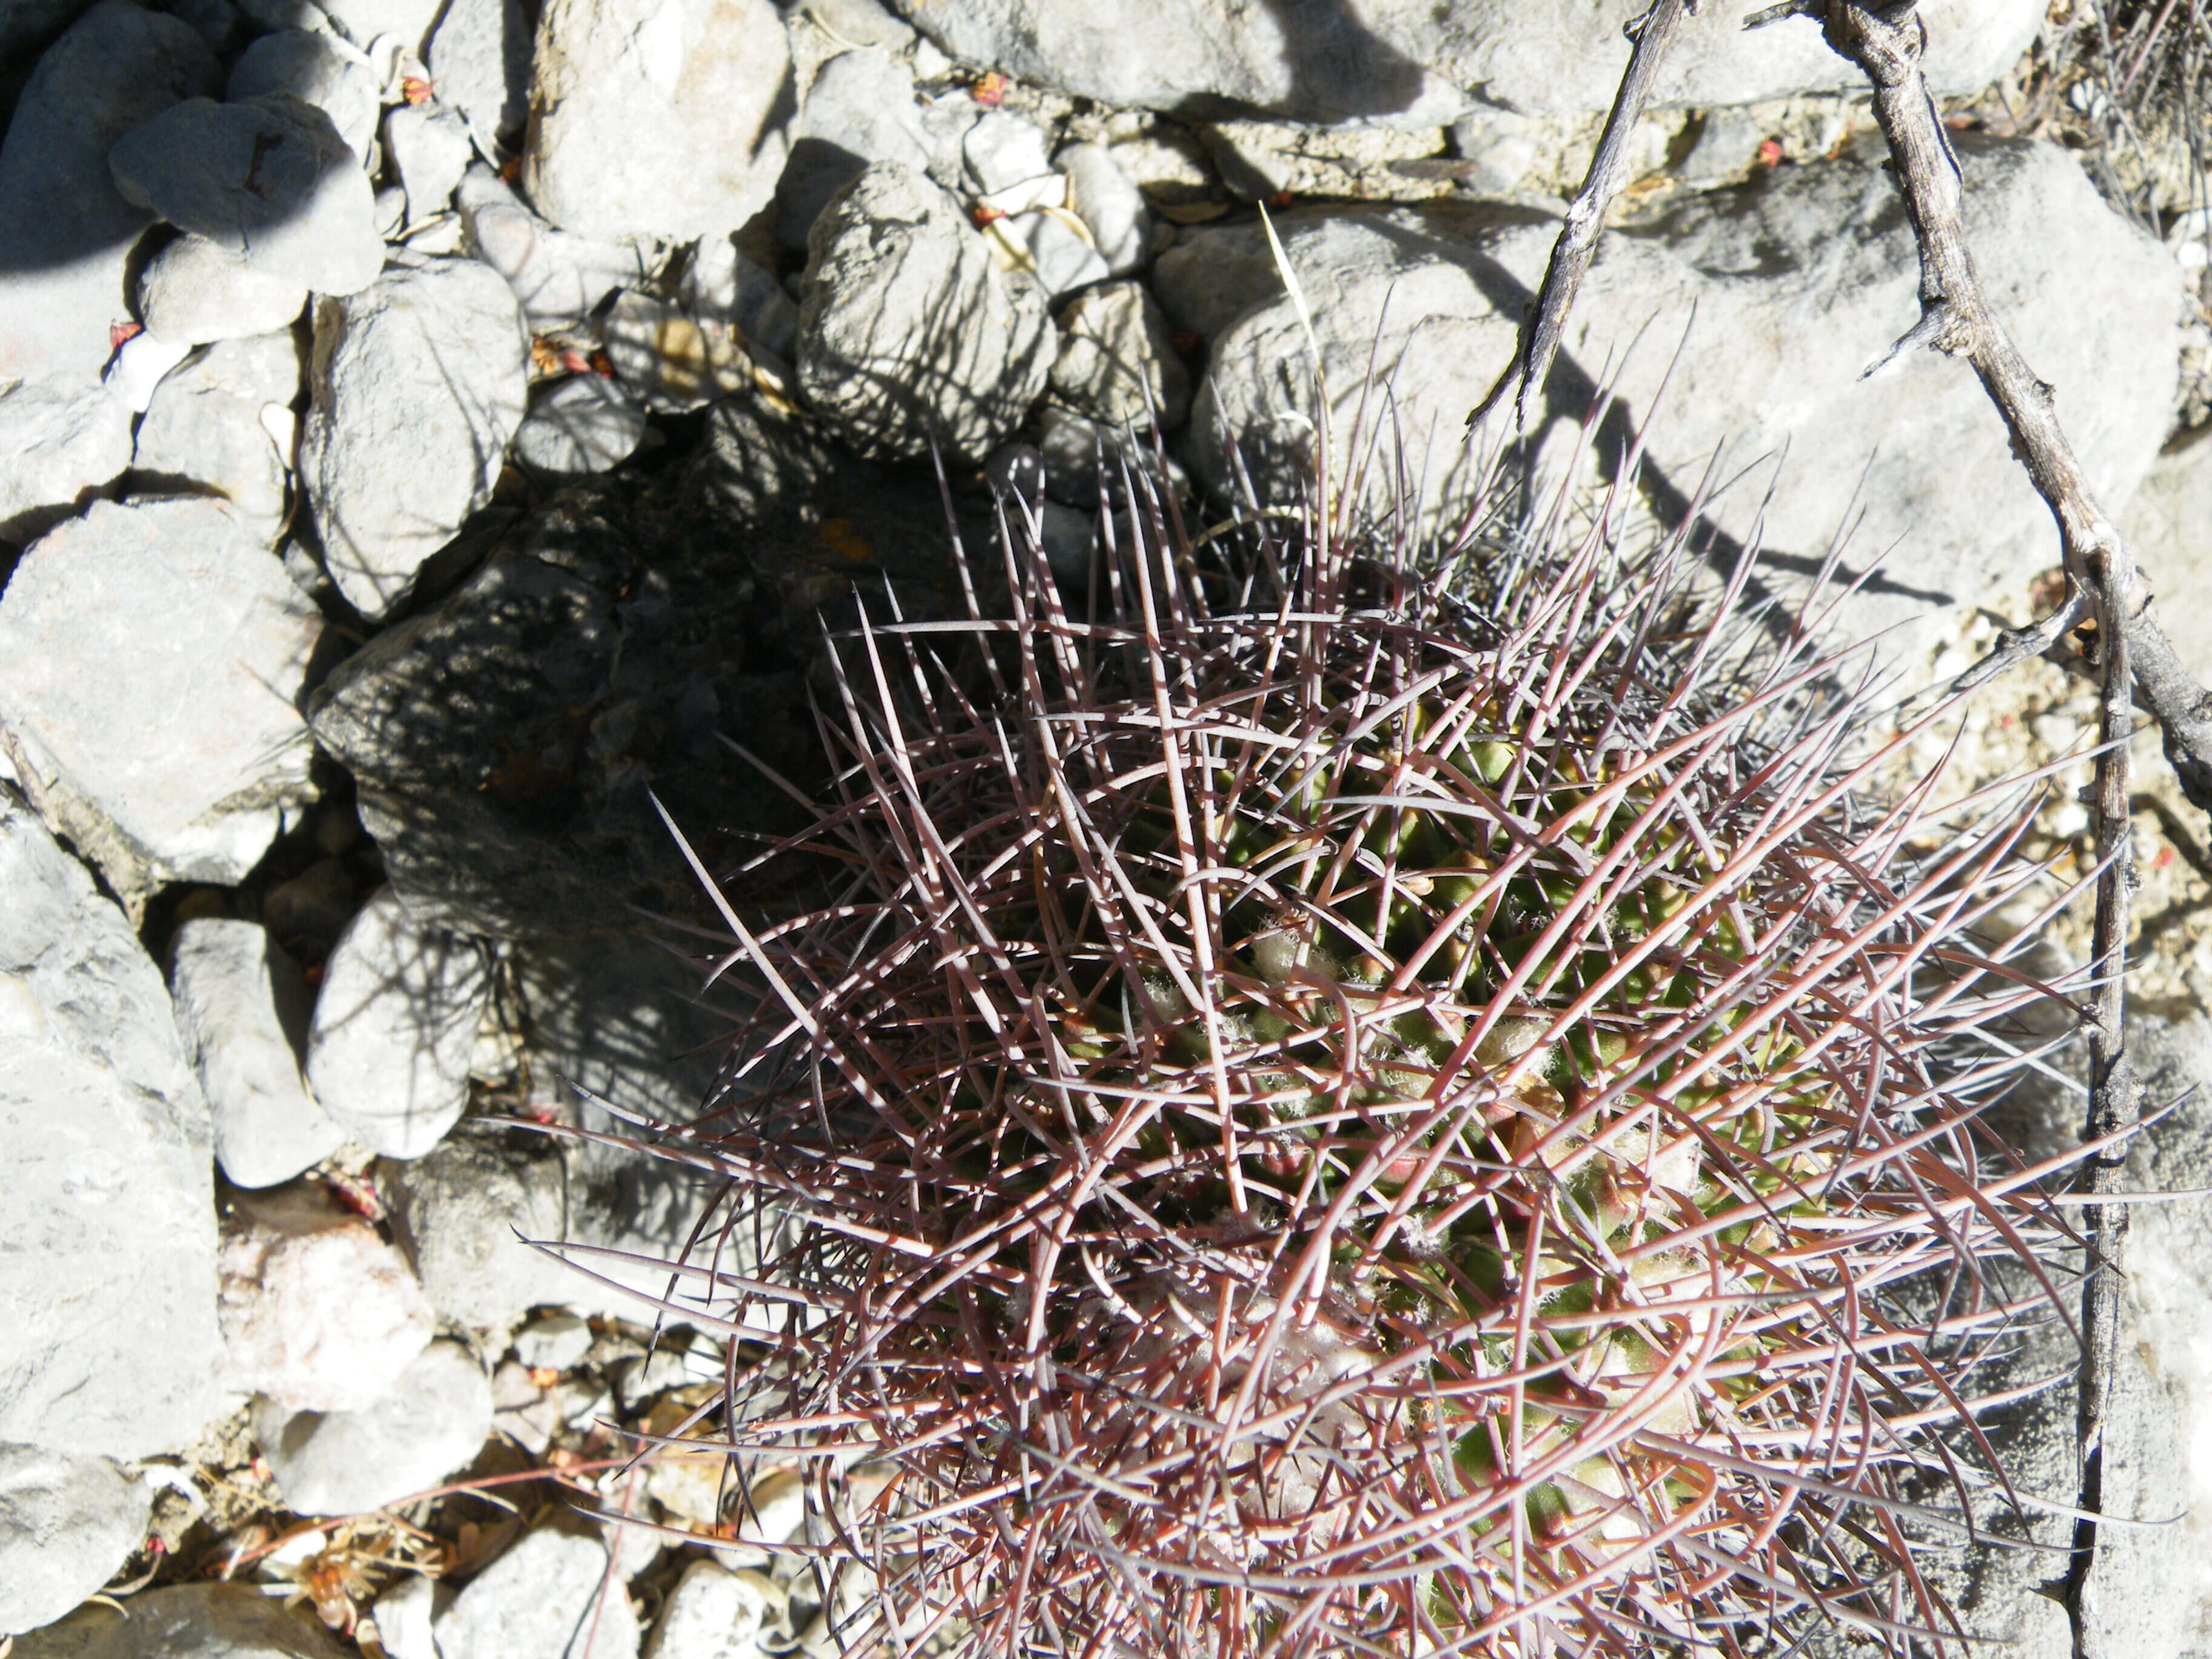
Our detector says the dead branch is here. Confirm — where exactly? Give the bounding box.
[1749,0,2212,825]
[1744,5,2156,1652]
[1470,0,1700,432]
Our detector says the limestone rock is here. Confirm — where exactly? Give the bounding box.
[428,0,531,155]
[253,1339,491,1515]
[135,234,309,347]
[225,28,380,160]
[456,164,645,331]
[10,1584,345,1659]
[0,376,135,543]
[797,163,1053,464]
[0,498,320,894]
[0,2,220,391]
[0,1445,152,1640]
[130,331,301,545]
[435,1525,640,1659]
[523,0,792,243]
[303,886,489,1160]
[108,93,384,297]
[1048,280,1187,427]
[2121,421,2212,687]
[169,919,344,1190]
[0,793,223,1461]
[298,256,529,622]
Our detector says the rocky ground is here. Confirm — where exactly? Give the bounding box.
[2,0,2211,1655]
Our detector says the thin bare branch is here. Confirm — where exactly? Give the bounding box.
[1471,0,1700,432]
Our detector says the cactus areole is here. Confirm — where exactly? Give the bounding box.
[609,446,2083,1657]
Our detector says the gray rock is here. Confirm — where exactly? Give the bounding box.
[130,331,301,545]
[2122,421,2212,686]
[10,1585,344,1659]
[299,256,529,622]
[225,29,379,159]
[0,1445,151,1640]
[364,1575,444,1659]
[108,93,384,297]
[642,1560,776,1659]
[603,290,748,414]
[1048,280,1184,426]
[427,0,530,154]
[512,1311,592,1372]
[523,0,791,243]
[313,0,441,51]
[0,792,223,1461]
[0,498,319,894]
[375,183,407,239]
[0,2,220,392]
[797,163,1053,464]
[253,1339,491,1515]
[384,101,474,226]
[1056,141,1150,278]
[879,0,2034,124]
[380,1124,571,1329]
[435,1524,640,1659]
[962,109,1051,193]
[135,233,309,346]
[170,919,344,1190]
[1179,141,2179,660]
[304,886,489,1159]
[679,235,796,362]
[218,1185,435,1411]
[802,0,912,50]
[1004,209,1107,301]
[0,375,134,543]
[456,164,646,331]
[515,374,650,474]
[775,47,932,250]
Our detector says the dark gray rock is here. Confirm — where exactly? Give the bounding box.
[515,374,649,475]
[0,1,220,391]
[108,93,384,297]
[224,28,379,160]
[11,1584,345,1659]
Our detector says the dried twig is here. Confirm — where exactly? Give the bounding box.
[1751,0,2212,823]
[1470,0,1700,431]
[1746,4,2157,1651]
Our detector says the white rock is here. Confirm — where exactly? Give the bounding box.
[2122,421,2212,687]
[428,0,531,155]
[457,164,646,330]
[523,0,791,242]
[603,290,747,414]
[131,332,301,545]
[513,1312,592,1372]
[169,919,344,1190]
[514,374,650,474]
[253,1339,491,1515]
[103,329,193,413]
[435,1526,641,1659]
[0,794,223,1461]
[135,234,309,346]
[365,1575,444,1659]
[642,1560,776,1659]
[219,1188,435,1411]
[376,183,409,238]
[0,2,220,392]
[300,256,529,622]
[0,376,135,543]
[776,47,933,249]
[1049,280,1188,427]
[226,28,380,159]
[385,101,474,225]
[11,1584,347,1659]
[304,886,489,1159]
[0,498,319,891]
[0,1444,152,1638]
[886,0,2035,124]
[108,93,385,297]
[1056,141,1150,277]
[1002,209,1108,301]
[797,163,1054,464]
[964,109,1053,193]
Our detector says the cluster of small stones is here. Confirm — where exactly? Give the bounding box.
[0,0,2208,1654]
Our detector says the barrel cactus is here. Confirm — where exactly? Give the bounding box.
[611,427,2083,1656]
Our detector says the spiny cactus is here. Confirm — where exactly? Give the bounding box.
[593,418,2091,1657]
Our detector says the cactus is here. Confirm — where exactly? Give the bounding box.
[600,426,2088,1657]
